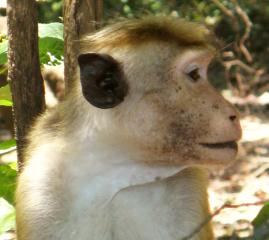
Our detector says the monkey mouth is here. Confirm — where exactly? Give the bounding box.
[200,141,238,150]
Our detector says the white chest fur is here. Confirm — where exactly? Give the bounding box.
[62,148,210,240]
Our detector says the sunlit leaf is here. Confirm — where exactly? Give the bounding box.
[0,198,15,234]
[8,162,18,171]
[0,140,16,150]
[38,22,63,41]
[0,165,17,205]
[0,23,64,66]
[0,100,12,107]
[0,40,7,65]
[38,23,64,65]
[39,37,63,65]
[0,85,12,102]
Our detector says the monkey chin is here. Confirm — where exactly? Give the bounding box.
[197,141,239,167]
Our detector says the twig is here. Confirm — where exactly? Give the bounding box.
[211,0,234,18]
[211,0,240,35]
[222,50,234,58]
[181,199,269,240]
[224,68,238,95]
[212,0,258,96]
[231,0,253,63]
[235,71,246,94]
[252,163,269,178]
[0,146,16,156]
[224,59,256,74]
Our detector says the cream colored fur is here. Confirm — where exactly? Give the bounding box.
[16,17,241,240]
[16,134,213,240]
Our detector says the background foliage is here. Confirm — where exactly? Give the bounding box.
[36,0,269,95]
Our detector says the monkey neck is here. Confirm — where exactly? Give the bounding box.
[69,142,185,202]
[66,142,213,240]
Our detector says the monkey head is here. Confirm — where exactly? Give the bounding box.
[77,17,242,167]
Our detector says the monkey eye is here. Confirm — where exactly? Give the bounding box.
[187,68,201,82]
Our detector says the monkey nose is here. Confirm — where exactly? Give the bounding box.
[224,101,242,140]
[228,112,242,140]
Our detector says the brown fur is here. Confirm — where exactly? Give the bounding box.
[17,16,241,240]
[80,16,217,52]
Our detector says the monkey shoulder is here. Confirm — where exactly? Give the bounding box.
[23,102,68,164]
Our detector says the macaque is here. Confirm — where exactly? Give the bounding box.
[16,17,242,240]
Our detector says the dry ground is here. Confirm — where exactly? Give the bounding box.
[210,93,269,239]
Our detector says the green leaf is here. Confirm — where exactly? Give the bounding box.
[0,198,15,234]
[0,40,8,65]
[0,139,16,150]
[39,37,64,65]
[38,22,64,41]
[252,202,269,240]
[0,165,17,205]
[8,162,18,171]
[38,23,64,65]
[0,99,12,107]
[253,203,269,227]
[0,23,64,66]
[0,85,12,102]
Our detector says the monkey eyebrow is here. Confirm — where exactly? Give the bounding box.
[188,50,215,63]
[196,52,215,63]
[175,50,215,69]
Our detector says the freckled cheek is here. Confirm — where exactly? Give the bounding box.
[124,91,211,150]
[163,109,210,148]
[164,118,194,147]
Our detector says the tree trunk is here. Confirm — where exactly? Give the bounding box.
[7,0,45,169]
[63,0,103,92]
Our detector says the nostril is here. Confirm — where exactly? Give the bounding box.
[229,115,237,121]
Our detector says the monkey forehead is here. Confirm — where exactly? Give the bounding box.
[80,16,217,52]
[172,49,214,70]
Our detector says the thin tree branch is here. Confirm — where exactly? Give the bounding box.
[181,199,269,240]
[211,0,234,18]
[211,0,240,35]
[231,0,253,63]
[0,146,16,156]
[212,0,257,96]
[224,59,256,74]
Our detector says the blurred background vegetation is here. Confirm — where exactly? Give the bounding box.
[1,0,269,97]
[35,0,269,97]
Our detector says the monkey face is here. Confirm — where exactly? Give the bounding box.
[121,48,242,166]
[78,45,241,167]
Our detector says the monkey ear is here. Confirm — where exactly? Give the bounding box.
[77,53,128,109]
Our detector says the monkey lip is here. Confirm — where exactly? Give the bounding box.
[200,141,238,150]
